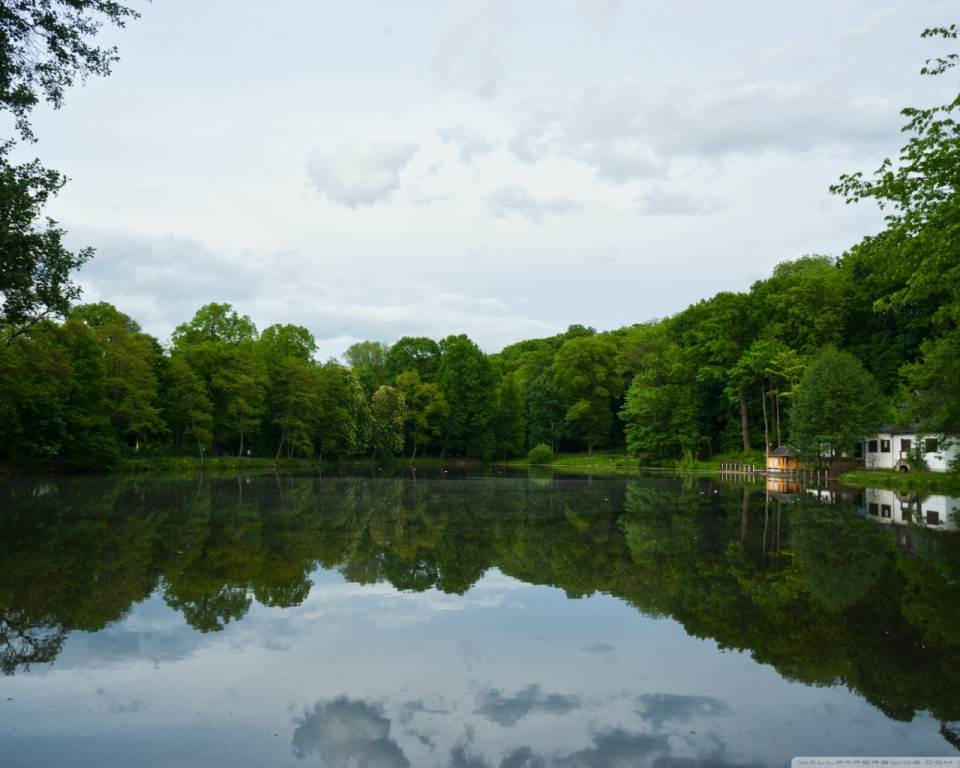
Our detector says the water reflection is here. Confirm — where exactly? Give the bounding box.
[1,470,959,765]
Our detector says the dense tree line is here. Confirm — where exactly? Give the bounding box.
[1,21,959,468]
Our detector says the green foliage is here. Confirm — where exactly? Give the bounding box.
[343,340,390,390]
[383,336,439,383]
[0,2,140,336]
[554,335,621,453]
[369,385,406,459]
[0,0,142,142]
[0,148,92,333]
[394,370,448,460]
[832,26,960,440]
[71,302,164,449]
[527,443,553,464]
[435,334,496,458]
[314,362,370,459]
[620,322,704,461]
[790,347,886,462]
[491,370,526,459]
[750,256,850,355]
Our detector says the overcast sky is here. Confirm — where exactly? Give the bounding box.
[10,0,957,360]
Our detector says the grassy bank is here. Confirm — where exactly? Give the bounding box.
[838,469,960,495]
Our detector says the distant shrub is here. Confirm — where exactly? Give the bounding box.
[528,444,554,464]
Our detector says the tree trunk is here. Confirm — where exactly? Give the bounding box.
[237,410,245,458]
[739,391,751,451]
[760,376,769,452]
[740,489,750,545]
[774,388,781,447]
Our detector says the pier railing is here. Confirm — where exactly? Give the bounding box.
[718,463,828,485]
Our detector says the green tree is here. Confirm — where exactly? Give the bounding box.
[272,357,323,459]
[1,1,141,334]
[620,322,703,461]
[749,255,850,356]
[257,323,317,456]
[0,320,69,462]
[491,370,526,460]
[0,0,142,142]
[368,386,406,459]
[554,335,621,453]
[435,334,496,459]
[71,302,163,451]
[343,340,390,392]
[832,26,960,440]
[668,291,757,454]
[0,153,92,336]
[384,336,440,383]
[790,347,886,463]
[394,370,448,459]
[171,303,260,457]
[315,362,370,459]
[161,351,212,463]
[54,318,119,469]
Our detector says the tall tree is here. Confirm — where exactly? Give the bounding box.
[171,303,261,457]
[314,362,370,460]
[368,386,406,459]
[1,0,142,335]
[491,370,526,460]
[271,357,322,459]
[71,302,163,451]
[394,370,448,460]
[0,153,92,336]
[554,335,621,453]
[749,255,850,356]
[832,26,960,441]
[343,340,390,393]
[620,322,703,461]
[384,336,440,383]
[161,351,212,463]
[790,347,886,464]
[435,334,496,459]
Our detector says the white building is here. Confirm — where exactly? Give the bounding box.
[862,426,958,472]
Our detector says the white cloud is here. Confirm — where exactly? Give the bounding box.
[305,141,419,208]
[68,227,561,359]
[439,123,497,163]
[636,187,722,217]
[432,0,513,99]
[485,185,583,224]
[578,0,622,24]
[507,67,907,183]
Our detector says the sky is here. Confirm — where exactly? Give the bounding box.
[9,0,958,361]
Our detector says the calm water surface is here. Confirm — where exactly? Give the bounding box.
[1,469,958,767]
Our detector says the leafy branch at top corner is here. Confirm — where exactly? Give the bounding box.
[919,24,958,76]
[0,0,144,143]
[829,24,960,216]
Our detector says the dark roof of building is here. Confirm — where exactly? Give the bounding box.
[767,446,800,457]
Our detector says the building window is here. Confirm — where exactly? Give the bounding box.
[881,440,891,453]
[881,504,892,518]
[925,438,938,453]
[868,440,878,453]
[868,503,879,516]
[901,439,912,453]
[926,510,940,525]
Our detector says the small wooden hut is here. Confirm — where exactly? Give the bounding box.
[766,446,801,472]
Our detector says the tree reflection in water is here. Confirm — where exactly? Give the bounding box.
[0,470,958,739]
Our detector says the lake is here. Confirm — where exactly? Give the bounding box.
[1,468,958,767]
